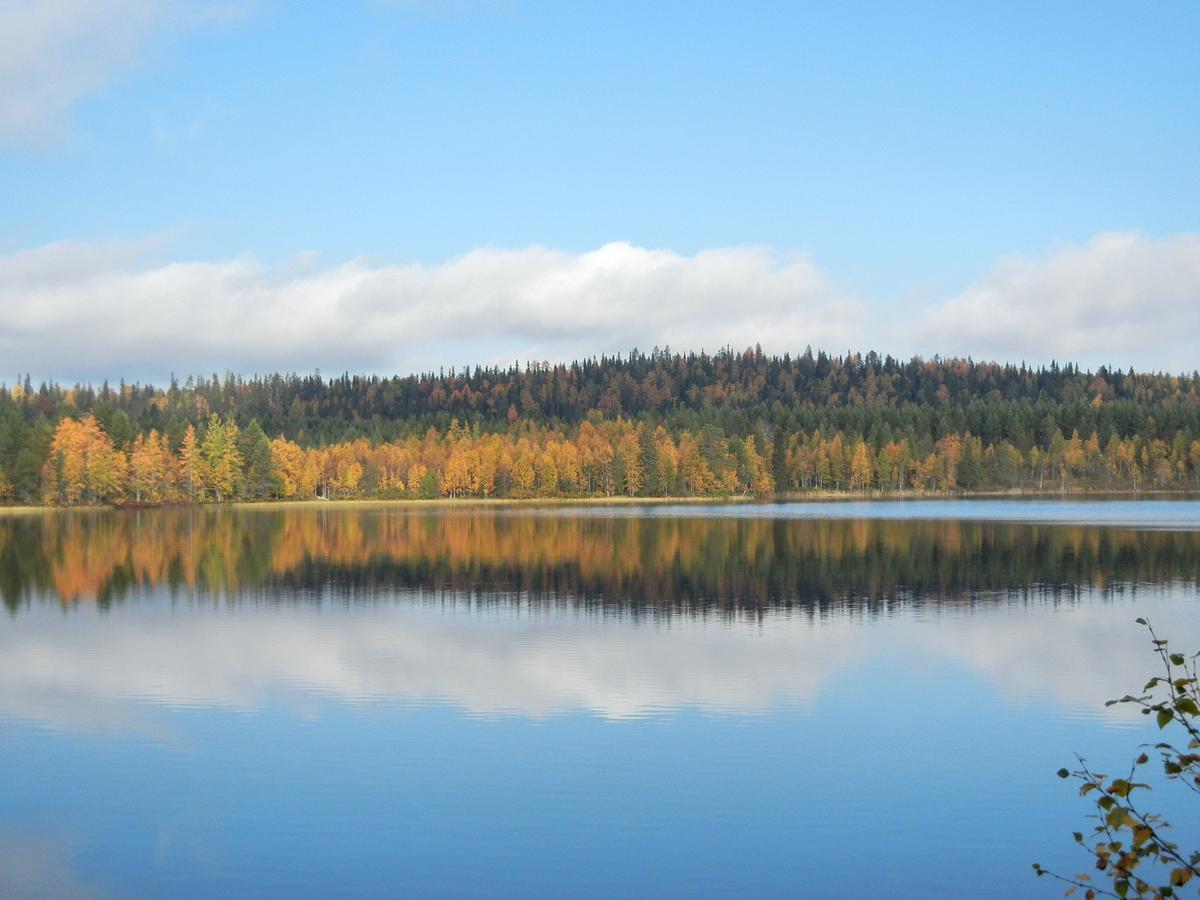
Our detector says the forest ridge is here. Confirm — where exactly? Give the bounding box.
[3,348,1200,505]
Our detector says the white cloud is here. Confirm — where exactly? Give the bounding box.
[0,0,248,148]
[2,232,1198,382]
[0,240,863,381]
[914,232,1200,372]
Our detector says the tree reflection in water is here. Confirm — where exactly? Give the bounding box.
[1,506,1197,614]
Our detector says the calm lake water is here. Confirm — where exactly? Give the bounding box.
[3,500,1200,897]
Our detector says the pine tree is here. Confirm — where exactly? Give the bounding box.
[772,427,789,493]
[239,419,282,500]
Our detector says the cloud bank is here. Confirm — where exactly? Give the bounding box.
[0,232,1196,382]
[0,240,862,380]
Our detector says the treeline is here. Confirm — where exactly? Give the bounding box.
[2,347,1199,504]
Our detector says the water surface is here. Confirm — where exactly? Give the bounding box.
[3,501,1200,897]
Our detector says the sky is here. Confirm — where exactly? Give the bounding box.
[0,0,1197,383]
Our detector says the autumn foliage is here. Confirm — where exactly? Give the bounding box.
[0,348,1197,506]
[42,415,128,505]
[28,410,1200,507]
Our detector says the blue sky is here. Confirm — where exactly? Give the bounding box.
[1,1,1197,381]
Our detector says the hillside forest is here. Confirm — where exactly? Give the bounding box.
[2,348,1199,505]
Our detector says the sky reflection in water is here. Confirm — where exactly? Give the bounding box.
[2,502,1200,897]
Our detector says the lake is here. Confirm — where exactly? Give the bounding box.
[3,500,1200,897]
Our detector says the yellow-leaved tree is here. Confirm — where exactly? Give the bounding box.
[128,430,167,504]
[178,424,204,502]
[200,414,243,502]
[42,415,127,505]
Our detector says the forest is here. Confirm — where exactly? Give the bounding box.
[2,347,1199,505]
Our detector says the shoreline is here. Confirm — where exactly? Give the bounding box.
[2,488,1199,515]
